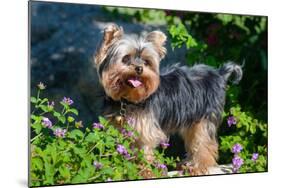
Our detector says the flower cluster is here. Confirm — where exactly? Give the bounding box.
[37,82,46,90]
[62,97,74,105]
[232,143,243,154]
[231,143,244,172]
[156,163,167,170]
[232,155,244,173]
[93,122,104,130]
[155,162,168,176]
[227,116,237,127]
[93,161,103,170]
[160,141,171,149]
[47,101,55,109]
[121,129,134,138]
[116,144,130,159]
[126,116,135,125]
[42,117,53,128]
[54,128,67,138]
[251,153,259,162]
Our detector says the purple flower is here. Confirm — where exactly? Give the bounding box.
[93,161,103,170]
[124,153,131,159]
[42,117,52,128]
[251,153,259,162]
[227,116,237,127]
[127,131,134,137]
[116,144,127,155]
[232,155,244,172]
[62,97,74,105]
[47,101,55,109]
[121,129,127,136]
[93,122,104,129]
[37,82,46,90]
[116,144,131,159]
[126,116,135,125]
[106,178,112,182]
[160,141,171,149]
[54,128,67,138]
[232,143,243,154]
[121,129,134,137]
[157,164,167,169]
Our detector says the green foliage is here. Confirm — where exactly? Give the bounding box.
[103,7,167,25]
[219,106,267,172]
[30,8,268,186]
[30,87,178,187]
[168,22,198,50]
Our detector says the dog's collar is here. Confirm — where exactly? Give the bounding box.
[104,95,145,107]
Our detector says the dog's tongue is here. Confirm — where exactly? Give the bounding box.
[128,78,142,88]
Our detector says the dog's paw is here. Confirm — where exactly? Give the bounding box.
[177,161,209,176]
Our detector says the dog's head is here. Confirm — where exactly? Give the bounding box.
[94,24,166,103]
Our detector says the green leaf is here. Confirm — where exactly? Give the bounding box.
[98,116,109,126]
[40,98,48,105]
[84,132,99,143]
[58,116,66,124]
[68,108,78,115]
[67,116,75,123]
[105,136,115,148]
[59,165,71,179]
[31,122,42,134]
[101,167,114,176]
[39,105,49,112]
[53,111,61,118]
[31,114,40,121]
[60,101,70,110]
[44,161,55,185]
[71,174,86,184]
[31,97,37,104]
[31,157,43,171]
[68,130,84,141]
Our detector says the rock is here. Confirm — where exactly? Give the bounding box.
[30,2,188,124]
[167,164,233,177]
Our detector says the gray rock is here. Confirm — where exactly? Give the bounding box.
[30,2,187,124]
[167,164,233,177]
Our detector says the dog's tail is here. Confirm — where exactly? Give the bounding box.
[218,62,243,84]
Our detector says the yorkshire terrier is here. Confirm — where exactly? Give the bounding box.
[93,24,242,175]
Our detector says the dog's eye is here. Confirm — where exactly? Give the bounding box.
[122,55,131,64]
[144,59,151,66]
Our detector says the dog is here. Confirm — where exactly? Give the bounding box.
[93,24,242,175]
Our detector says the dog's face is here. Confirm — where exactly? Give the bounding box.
[94,24,167,103]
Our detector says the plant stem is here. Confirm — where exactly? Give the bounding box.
[99,153,113,157]
[31,133,43,143]
[87,143,99,154]
[37,90,40,101]
[88,174,101,181]
[62,107,66,116]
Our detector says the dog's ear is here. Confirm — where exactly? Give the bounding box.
[94,24,123,66]
[145,31,167,59]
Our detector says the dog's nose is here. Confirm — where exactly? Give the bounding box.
[135,66,143,75]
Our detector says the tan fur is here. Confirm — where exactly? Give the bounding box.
[96,25,218,176]
[180,119,218,175]
[94,24,123,66]
[101,62,160,103]
[145,31,167,59]
[127,108,167,162]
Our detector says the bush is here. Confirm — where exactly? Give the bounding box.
[30,84,179,186]
[219,106,267,172]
